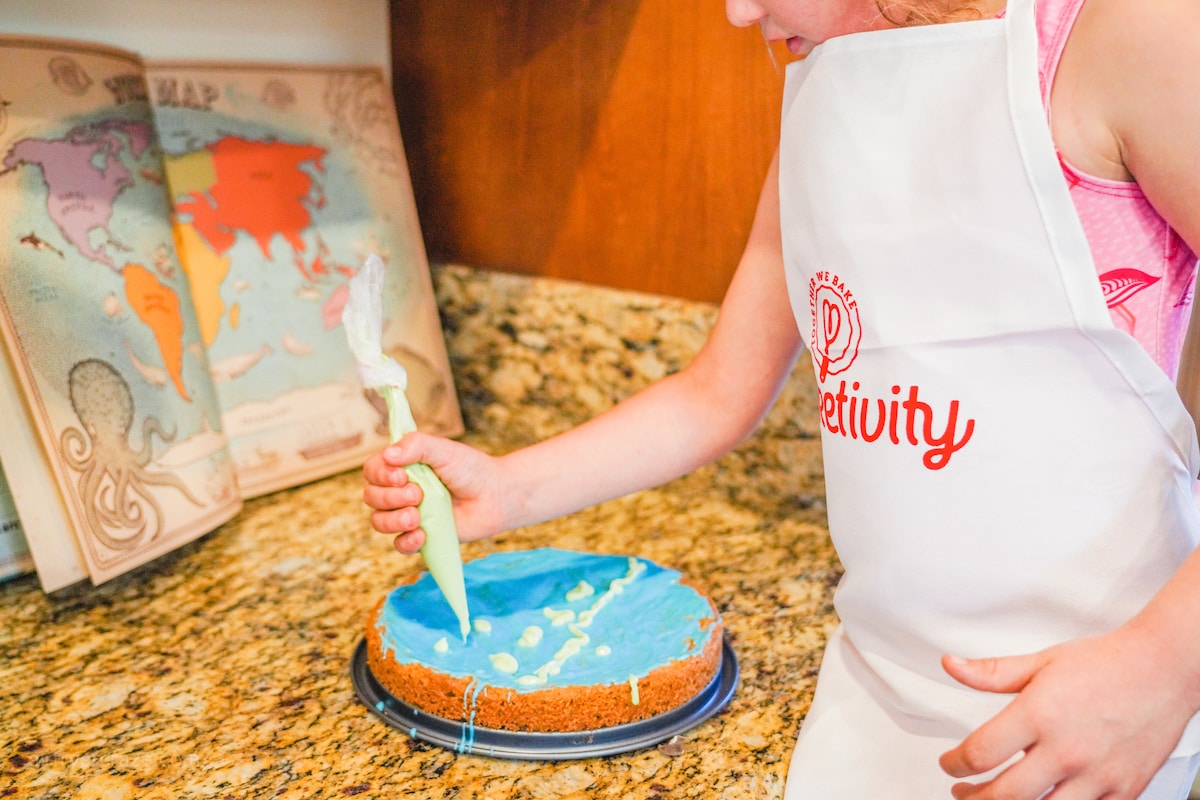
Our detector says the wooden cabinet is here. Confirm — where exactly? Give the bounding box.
[389,0,791,303]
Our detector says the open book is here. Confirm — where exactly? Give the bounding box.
[0,35,461,591]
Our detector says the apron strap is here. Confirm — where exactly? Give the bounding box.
[1176,296,1200,470]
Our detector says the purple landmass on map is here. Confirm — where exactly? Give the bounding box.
[97,119,154,160]
[3,120,154,268]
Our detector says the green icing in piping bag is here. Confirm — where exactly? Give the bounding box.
[342,254,470,640]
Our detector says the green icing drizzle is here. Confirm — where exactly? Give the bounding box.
[543,607,575,626]
[514,558,647,687]
[566,581,595,601]
[489,652,518,673]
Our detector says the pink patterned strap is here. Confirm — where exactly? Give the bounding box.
[1035,0,1089,105]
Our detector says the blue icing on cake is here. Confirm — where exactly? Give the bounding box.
[374,548,718,693]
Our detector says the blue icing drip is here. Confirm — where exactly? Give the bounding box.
[375,548,717,693]
[456,679,486,753]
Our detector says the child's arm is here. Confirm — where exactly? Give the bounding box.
[941,0,1200,795]
[363,152,805,553]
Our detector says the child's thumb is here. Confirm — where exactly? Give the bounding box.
[387,431,444,468]
[941,651,1046,694]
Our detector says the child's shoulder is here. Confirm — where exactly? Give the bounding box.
[1064,0,1197,62]
[1051,0,1198,181]
[1058,0,1200,252]
[1077,0,1199,119]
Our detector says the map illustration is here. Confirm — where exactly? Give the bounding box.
[0,38,459,589]
[0,36,241,586]
[147,61,461,497]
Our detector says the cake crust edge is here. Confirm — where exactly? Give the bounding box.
[365,576,724,733]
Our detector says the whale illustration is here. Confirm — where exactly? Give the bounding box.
[209,344,273,382]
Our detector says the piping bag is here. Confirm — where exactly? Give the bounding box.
[342,254,471,640]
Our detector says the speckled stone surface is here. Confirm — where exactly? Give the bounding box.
[0,264,840,800]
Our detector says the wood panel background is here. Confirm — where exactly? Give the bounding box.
[388,0,793,303]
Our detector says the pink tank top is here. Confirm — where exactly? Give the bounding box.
[1036,0,1198,378]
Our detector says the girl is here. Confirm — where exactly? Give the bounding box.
[363,0,1200,796]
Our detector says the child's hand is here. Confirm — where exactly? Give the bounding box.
[362,432,505,554]
[938,624,1198,799]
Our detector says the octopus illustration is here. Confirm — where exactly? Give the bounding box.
[59,359,202,551]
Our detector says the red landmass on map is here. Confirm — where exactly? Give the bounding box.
[176,137,326,269]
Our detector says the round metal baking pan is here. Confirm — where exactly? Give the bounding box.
[350,635,739,760]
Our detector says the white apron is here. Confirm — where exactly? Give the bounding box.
[777,0,1200,796]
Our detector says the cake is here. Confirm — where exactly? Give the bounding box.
[365,547,724,733]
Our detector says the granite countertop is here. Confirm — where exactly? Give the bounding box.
[0,265,840,800]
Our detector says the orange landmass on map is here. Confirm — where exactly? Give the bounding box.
[175,137,326,263]
[173,221,230,349]
[124,263,189,401]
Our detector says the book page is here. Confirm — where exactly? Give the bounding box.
[0,340,84,590]
[0,462,34,583]
[146,60,462,497]
[0,36,242,587]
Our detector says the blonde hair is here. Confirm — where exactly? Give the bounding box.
[876,0,993,26]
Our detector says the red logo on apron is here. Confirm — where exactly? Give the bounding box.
[809,272,862,381]
[808,271,975,470]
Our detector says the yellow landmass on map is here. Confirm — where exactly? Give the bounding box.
[124,263,189,401]
[173,222,231,348]
[162,149,217,199]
